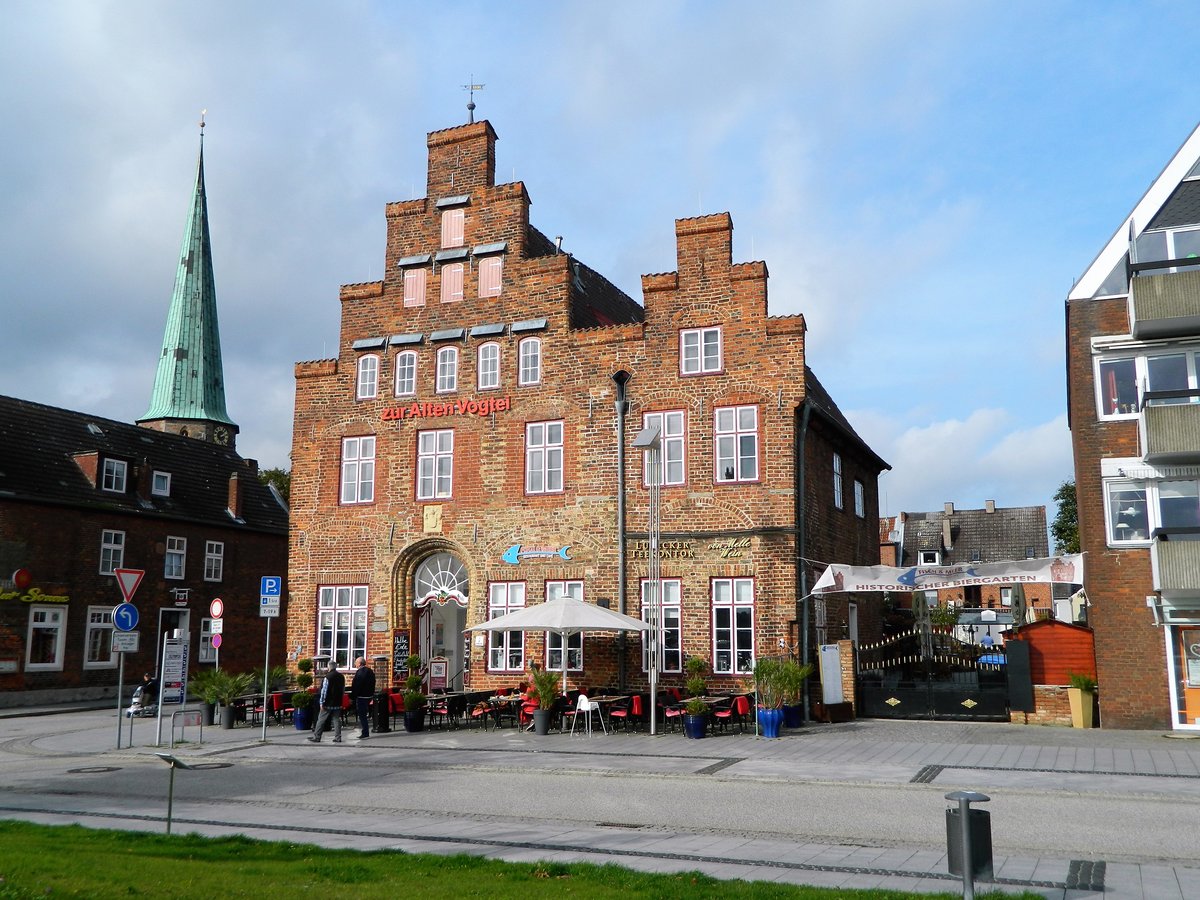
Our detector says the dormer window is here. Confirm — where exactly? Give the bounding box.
[152,471,171,497]
[102,459,127,493]
[919,550,941,566]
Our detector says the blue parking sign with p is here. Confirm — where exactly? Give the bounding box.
[261,576,282,597]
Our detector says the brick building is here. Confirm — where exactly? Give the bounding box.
[0,133,288,707]
[1066,121,1200,731]
[287,119,888,697]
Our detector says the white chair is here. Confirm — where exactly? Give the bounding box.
[568,694,607,735]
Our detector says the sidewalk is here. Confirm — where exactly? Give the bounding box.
[1,706,1197,899]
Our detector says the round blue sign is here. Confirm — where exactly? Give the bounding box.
[113,602,139,632]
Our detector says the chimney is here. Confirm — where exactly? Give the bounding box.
[985,499,996,513]
[942,518,953,550]
[426,121,497,197]
[228,472,243,519]
[944,502,954,516]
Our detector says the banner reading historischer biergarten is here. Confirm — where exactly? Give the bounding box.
[812,554,1084,594]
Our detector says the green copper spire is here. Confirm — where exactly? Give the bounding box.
[139,128,235,435]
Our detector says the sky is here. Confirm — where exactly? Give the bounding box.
[2,1,1198,524]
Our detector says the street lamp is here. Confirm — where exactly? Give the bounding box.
[632,424,661,735]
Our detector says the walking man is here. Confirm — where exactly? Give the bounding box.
[307,660,345,743]
[350,656,376,740]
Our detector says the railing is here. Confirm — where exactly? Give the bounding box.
[1151,526,1200,594]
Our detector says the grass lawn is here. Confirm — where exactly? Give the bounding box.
[0,821,1037,899]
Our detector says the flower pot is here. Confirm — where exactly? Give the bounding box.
[293,707,312,731]
[219,704,237,730]
[757,707,784,738]
[201,702,216,727]
[403,709,426,733]
[1067,687,1094,729]
[782,704,803,728]
[682,713,707,739]
[532,708,553,735]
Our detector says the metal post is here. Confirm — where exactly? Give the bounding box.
[945,790,990,900]
[260,616,271,743]
[633,424,662,735]
[165,764,175,835]
[115,651,125,749]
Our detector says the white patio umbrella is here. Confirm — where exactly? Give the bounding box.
[466,596,650,695]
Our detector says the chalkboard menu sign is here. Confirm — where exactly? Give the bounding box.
[392,630,409,679]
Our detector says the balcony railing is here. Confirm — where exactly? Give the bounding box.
[1128,262,1200,340]
[1139,388,1200,463]
[1151,527,1200,596]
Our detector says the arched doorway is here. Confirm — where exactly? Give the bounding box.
[413,552,469,691]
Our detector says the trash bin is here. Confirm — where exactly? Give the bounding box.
[946,806,993,881]
[374,692,391,733]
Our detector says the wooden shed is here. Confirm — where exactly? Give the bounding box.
[1007,619,1096,686]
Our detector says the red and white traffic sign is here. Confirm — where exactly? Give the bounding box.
[114,569,144,602]
[211,634,223,650]
[209,598,224,619]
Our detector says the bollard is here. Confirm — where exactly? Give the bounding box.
[374,691,391,733]
[945,790,992,900]
[155,753,195,835]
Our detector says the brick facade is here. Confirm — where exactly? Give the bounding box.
[287,120,887,695]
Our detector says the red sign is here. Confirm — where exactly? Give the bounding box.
[11,569,32,590]
[212,634,223,649]
[114,569,144,602]
[380,396,511,422]
[210,598,224,618]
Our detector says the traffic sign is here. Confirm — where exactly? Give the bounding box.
[211,634,223,649]
[210,618,224,635]
[113,602,139,632]
[260,596,280,618]
[115,569,144,602]
[111,631,140,653]
[209,598,224,619]
[261,576,282,597]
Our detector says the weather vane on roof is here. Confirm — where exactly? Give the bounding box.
[462,77,484,124]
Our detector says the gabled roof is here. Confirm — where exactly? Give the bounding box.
[805,367,890,473]
[139,139,235,427]
[899,503,1047,567]
[0,395,286,533]
[1069,121,1200,301]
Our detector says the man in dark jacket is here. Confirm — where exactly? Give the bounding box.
[349,656,376,739]
[307,660,346,743]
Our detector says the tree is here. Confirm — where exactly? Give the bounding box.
[259,467,290,506]
[1051,480,1079,554]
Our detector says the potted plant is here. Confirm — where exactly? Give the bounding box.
[212,671,255,730]
[779,660,814,728]
[682,656,709,739]
[292,657,315,731]
[188,668,221,726]
[402,654,427,732]
[1067,671,1098,729]
[753,657,785,738]
[530,666,561,735]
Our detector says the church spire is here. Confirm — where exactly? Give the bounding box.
[138,113,237,448]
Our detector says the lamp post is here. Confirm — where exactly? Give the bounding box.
[632,424,661,735]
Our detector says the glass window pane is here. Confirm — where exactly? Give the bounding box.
[1098,358,1138,416]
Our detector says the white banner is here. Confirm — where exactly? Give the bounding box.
[812,554,1084,594]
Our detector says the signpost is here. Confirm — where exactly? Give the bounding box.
[260,576,281,743]
[155,633,189,747]
[111,569,144,750]
[209,598,223,669]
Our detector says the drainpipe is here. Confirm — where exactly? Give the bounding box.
[795,400,812,722]
[612,370,632,691]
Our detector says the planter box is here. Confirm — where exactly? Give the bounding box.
[1067,687,1095,728]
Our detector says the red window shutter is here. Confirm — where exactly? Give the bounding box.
[441,209,464,248]
[441,263,464,303]
[403,268,426,307]
[479,256,502,298]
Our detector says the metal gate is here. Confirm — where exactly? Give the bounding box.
[856,627,1009,721]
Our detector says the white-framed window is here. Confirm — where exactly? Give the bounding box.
[854,479,865,518]
[403,267,426,308]
[204,541,224,582]
[518,337,541,385]
[712,578,754,674]
[1000,587,1014,607]
[642,410,686,486]
[436,346,458,393]
[26,606,66,671]
[102,458,127,493]
[641,578,682,674]
[478,255,503,298]
[198,617,217,663]
[356,354,379,400]
[714,405,758,483]
[340,436,376,505]
[1095,347,1200,419]
[918,550,941,565]
[525,420,564,494]
[100,529,125,575]
[394,350,418,396]
[1105,476,1200,545]
[680,326,722,375]
[487,581,526,671]
[317,586,368,670]
[417,429,454,500]
[477,342,500,390]
[1106,480,1150,544]
[83,606,115,669]
[545,581,584,671]
[152,471,171,496]
[440,262,464,303]
[441,207,465,248]
[833,452,844,509]
[164,536,186,580]
[1134,225,1200,275]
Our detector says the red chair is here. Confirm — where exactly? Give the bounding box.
[608,694,643,732]
[662,695,685,732]
[714,694,751,733]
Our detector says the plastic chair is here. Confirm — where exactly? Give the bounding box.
[568,694,607,735]
[713,695,750,733]
[608,694,643,732]
[662,696,685,732]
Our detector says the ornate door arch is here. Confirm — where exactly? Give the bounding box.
[412,552,469,690]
